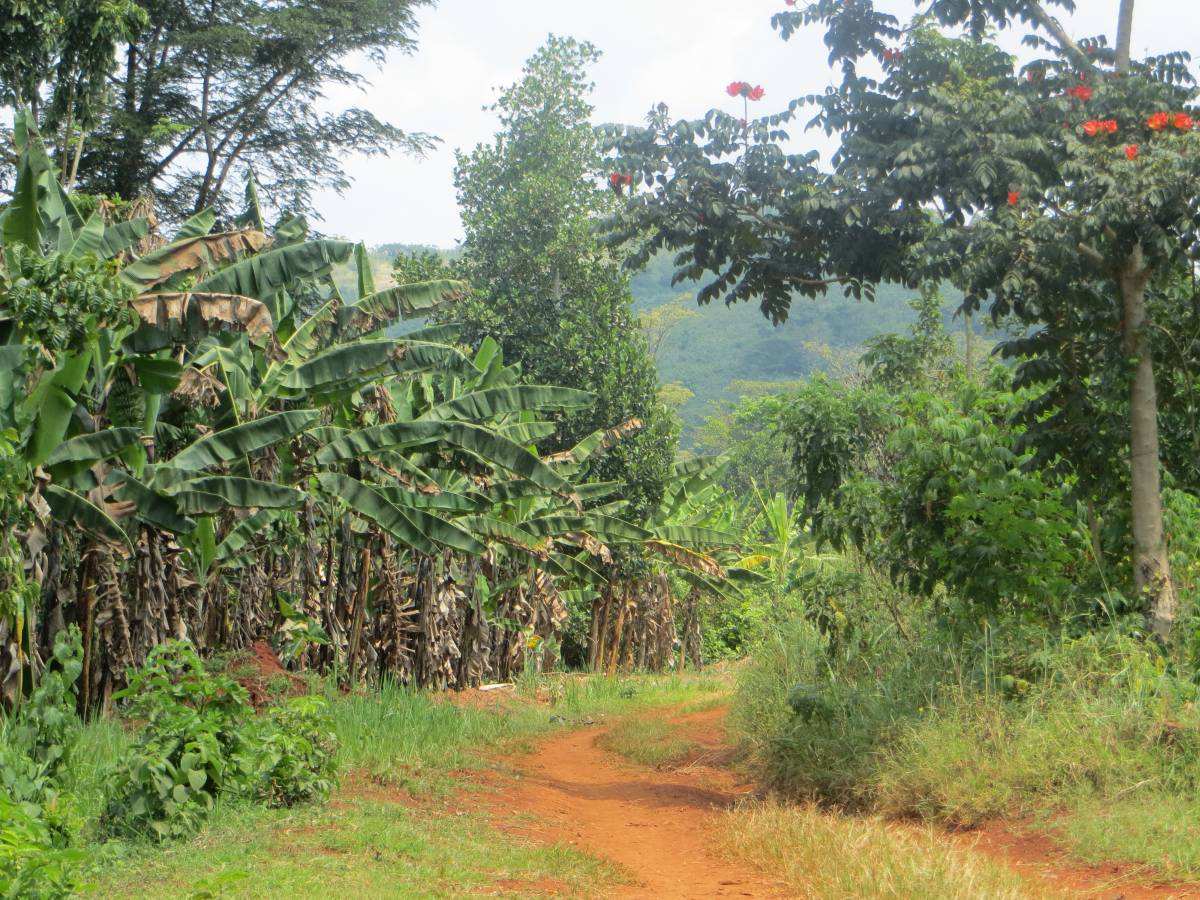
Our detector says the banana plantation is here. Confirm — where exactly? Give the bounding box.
[0,113,753,714]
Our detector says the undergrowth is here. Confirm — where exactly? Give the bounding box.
[83,669,721,896]
[733,567,1200,879]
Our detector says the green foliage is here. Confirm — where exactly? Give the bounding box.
[105,641,256,840]
[780,364,1089,617]
[249,697,339,808]
[781,375,897,533]
[0,627,85,895]
[735,577,1200,871]
[77,0,435,222]
[9,627,84,777]
[868,384,1088,613]
[0,795,81,900]
[693,392,794,498]
[0,0,144,130]
[633,253,962,440]
[104,641,337,841]
[606,0,1200,634]
[0,246,134,353]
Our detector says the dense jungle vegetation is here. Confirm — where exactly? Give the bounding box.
[5,0,1200,896]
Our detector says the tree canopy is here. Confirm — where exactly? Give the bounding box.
[441,36,679,522]
[2,0,436,223]
[605,0,1200,640]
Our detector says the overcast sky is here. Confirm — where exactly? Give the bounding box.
[312,0,1188,248]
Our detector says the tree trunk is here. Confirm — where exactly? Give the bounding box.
[1115,0,1136,72]
[1120,244,1177,641]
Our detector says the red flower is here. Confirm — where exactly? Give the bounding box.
[726,81,748,98]
[883,49,902,63]
[1067,85,1093,102]
[1103,119,1118,134]
[1148,112,1170,131]
[609,173,633,193]
[748,85,765,102]
[1175,113,1194,131]
[1083,120,1101,137]
[1125,144,1139,160]
[1007,191,1020,207]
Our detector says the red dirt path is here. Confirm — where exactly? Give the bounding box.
[486,705,786,897]
[480,703,1200,899]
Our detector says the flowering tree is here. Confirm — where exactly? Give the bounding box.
[604,1,1200,640]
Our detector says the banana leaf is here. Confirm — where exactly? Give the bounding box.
[167,410,319,472]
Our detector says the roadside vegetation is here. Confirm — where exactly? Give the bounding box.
[719,800,1036,900]
[4,653,718,897]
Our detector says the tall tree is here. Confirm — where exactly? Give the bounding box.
[444,36,678,520]
[0,0,146,181]
[606,1,1199,639]
[75,0,435,222]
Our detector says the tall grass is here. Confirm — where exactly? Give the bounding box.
[732,596,1200,877]
[719,799,1038,899]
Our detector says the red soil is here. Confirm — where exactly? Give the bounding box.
[478,703,1200,898]
[228,640,305,707]
[951,824,1200,899]
[483,705,786,898]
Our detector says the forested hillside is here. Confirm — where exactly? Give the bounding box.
[628,254,967,437]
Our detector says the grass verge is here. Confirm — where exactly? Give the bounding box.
[595,717,701,769]
[84,671,723,897]
[718,799,1042,899]
[734,609,1200,881]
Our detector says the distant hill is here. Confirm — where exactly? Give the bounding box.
[629,254,961,442]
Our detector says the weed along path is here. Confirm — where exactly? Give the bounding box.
[482,704,786,898]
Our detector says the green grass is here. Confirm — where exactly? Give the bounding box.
[90,793,621,898]
[717,799,1040,899]
[1052,793,1200,881]
[82,671,724,897]
[596,718,700,769]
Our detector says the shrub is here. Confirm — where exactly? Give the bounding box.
[104,641,256,840]
[250,696,338,807]
[0,627,86,896]
[8,626,85,777]
[104,641,337,840]
[0,796,82,900]
[735,589,1200,847]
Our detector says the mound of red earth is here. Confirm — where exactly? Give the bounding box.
[227,641,306,707]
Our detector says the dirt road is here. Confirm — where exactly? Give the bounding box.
[481,703,1200,899]
[487,705,784,898]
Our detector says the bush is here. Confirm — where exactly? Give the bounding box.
[735,587,1200,859]
[0,796,82,900]
[0,627,86,896]
[104,641,337,840]
[250,696,338,807]
[873,631,1200,827]
[104,641,257,840]
[734,607,947,807]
